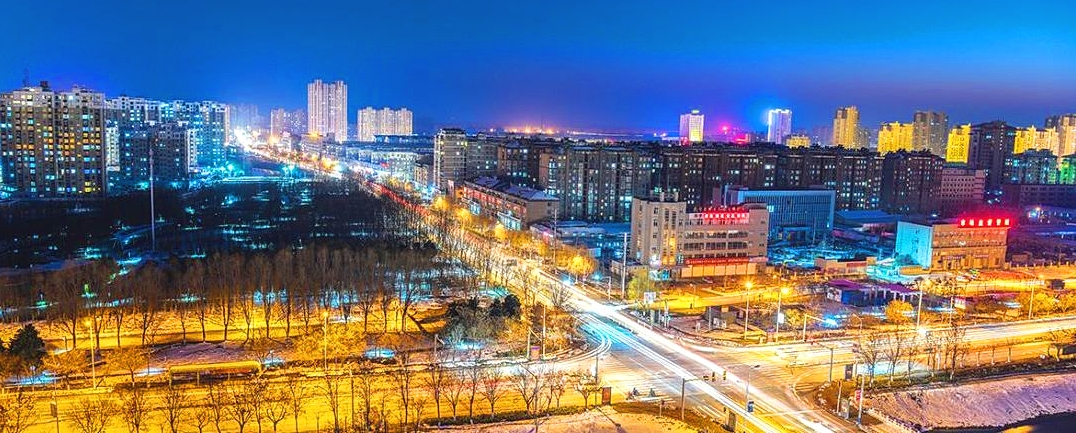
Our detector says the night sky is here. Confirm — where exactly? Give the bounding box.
[4,0,1075,133]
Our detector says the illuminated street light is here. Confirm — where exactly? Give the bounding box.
[775,286,790,343]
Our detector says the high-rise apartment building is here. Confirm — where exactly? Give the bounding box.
[877,122,914,154]
[357,107,413,141]
[968,121,1017,191]
[544,145,655,222]
[766,109,792,144]
[229,104,261,130]
[170,101,228,169]
[880,150,943,214]
[1004,149,1059,185]
[307,79,347,141]
[946,124,971,164]
[119,123,196,190]
[1046,114,1076,157]
[432,128,497,192]
[679,110,704,144]
[270,108,287,139]
[1013,125,1060,155]
[912,111,949,156]
[0,83,107,198]
[832,106,860,148]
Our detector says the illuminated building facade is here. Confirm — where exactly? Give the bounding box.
[357,107,413,142]
[118,123,195,190]
[631,195,768,279]
[766,108,792,144]
[1003,149,1059,185]
[306,79,347,141]
[457,177,558,230]
[723,186,835,244]
[0,83,107,197]
[895,217,1009,271]
[832,106,860,148]
[1046,114,1076,157]
[785,134,810,148]
[877,122,914,154]
[1013,125,1060,155]
[679,110,704,144]
[945,124,971,164]
[912,111,949,157]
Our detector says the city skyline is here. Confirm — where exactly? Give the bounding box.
[3,0,1074,133]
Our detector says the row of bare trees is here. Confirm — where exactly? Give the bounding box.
[0,242,446,353]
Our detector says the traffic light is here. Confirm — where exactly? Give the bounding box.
[722,370,728,381]
[709,371,717,381]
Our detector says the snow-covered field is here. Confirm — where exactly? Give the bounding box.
[438,409,698,433]
[871,372,1076,430]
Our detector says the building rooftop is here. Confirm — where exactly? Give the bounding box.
[467,177,558,201]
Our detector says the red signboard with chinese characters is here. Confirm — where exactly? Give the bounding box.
[957,218,1011,228]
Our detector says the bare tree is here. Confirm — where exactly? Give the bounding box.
[423,363,450,423]
[206,383,229,433]
[513,364,548,417]
[855,334,884,386]
[105,347,149,385]
[572,370,603,410]
[880,329,910,385]
[283,375,308,433]
[68,398,115,433]
[545,370,567,410]
[320,373,345,432]
[42,350,86,389]
[118,387,149,433]
[0,388,37,433]
[465,358,483,421]
[443,368,467,421]
[479,367,508,417]
[160,384,189,433]
[939,320,969,381]
[225,381,258,433]
[262,385,291,433]
[192,399,213,433]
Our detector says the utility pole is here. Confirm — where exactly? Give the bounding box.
[620,232,628,298]
[149,145,156,252]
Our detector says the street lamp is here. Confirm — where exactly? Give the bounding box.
[743,281,754,340]
[915,280,929,329]
[775,286,790,343]
[321,311,330,372]
[744,364,760,412]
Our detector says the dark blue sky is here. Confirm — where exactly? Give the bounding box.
[4,0,1075,133]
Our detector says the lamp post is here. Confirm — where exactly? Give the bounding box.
[775,286,790,343]
[915,280,928,329]
[744,364,760,411]
[1028,278,1037,321]
[743,281,754,340]
[321,311,329,372]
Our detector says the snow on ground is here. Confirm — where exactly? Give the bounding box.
[152,342,253,367]
[870,372,1076,430]
[438,409,698,433]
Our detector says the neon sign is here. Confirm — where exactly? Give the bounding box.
[958,218,1010,228]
